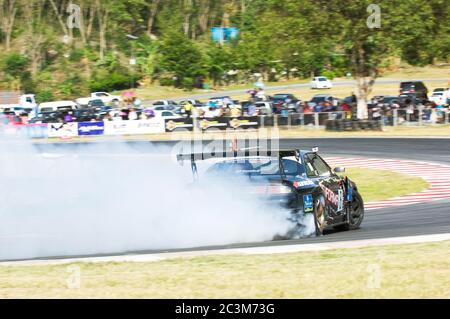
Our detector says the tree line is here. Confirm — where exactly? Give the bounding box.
[0,0,448,114]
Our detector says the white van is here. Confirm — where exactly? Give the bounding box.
[38,101,79,113]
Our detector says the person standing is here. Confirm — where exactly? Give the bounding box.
[248,103,257,116]
[64,112,73,123]
[184,101,193,119]
[230,107,241,118]
[128,108,138,121]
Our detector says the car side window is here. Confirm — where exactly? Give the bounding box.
[305,154,331,177]
[282,159,302,176]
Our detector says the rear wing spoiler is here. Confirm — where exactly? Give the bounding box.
[177,148,302,180]
[176,149,301,165]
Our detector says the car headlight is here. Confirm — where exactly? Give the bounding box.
[267,185,293,194]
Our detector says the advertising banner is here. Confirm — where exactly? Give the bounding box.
[48,123,78,137]
[104,121,128,135]
[78,121,105,136]
[125,119,165,134]
[104,119,165,135]
[228,116,259,129]
[198,118,228,131]
[165,118,194,132]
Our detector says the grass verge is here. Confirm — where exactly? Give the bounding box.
[342,168,428,202]
[128,65,449,102]
[1,241,448,298]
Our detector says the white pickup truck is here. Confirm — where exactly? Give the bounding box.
[0,92,37,116]
[76,92,122,106]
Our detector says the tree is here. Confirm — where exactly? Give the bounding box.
[158,31,206,88]
[0,0,18,50]
[323,0,443,119]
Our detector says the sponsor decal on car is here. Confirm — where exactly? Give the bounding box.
[320,183,344,211]
[303,194,314,213]
[294,180,315,188]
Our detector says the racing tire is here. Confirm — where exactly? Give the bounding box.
[313,195,326,236]
[335,191,364,231]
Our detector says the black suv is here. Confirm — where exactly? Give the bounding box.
[399,81,428,100]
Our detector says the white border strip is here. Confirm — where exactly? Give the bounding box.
[2,233,449,266]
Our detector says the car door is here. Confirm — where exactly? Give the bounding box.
[304,153,344,214]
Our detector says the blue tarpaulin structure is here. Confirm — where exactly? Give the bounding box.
[211,27,239,42]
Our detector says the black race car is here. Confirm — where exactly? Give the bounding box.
[177,148,364,237]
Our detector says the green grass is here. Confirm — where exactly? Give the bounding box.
[341,168,429,202]
[0,167,432,298]
[1,241,448,298]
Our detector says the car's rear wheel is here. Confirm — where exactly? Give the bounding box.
[313,195,326,236]
[336,191,364,231]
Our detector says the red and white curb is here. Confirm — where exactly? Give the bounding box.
[325,157,450,210]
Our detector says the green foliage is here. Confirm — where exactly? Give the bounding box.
[35,90,54,103]
[3,53,29,78]
[321,70,336,80]
[157,31,207,89]
[89,72,136,92]
[0,0,447,97]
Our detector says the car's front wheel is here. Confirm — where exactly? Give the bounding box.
[336,191,364,231]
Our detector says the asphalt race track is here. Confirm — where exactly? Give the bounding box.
[2,137,450,261]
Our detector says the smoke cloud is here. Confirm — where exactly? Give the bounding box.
[0,135,312,261]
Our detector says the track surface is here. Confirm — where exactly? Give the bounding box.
[7,137,444,261]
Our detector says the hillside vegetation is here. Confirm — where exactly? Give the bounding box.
[0,0,448,102]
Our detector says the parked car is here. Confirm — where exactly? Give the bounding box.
[399,81,428,100]
[270,93,300,112]
[0,92,37,115]
[308,94,340,106]
[153,110,180,120]
[90,92,122,104]
[432,88,446,94]
[72,108,98,122]
[29,111,64,123]
[152,100,178,108]
[208,96,237,108]
[253,102,273,115]
[271,94,299,104]
[179,99,204,108]
[310,76,333,89]
[38,101,78,113]
[379,95,400,107]
[429,92,447,105]
[398,93,423,107]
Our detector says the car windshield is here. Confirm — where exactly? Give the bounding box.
[311,96,327,103]
[383,97,399,103]
[432,93,443,96]
[401,82,416,90]
[273,94,289,99]
[205,158,305,178]
[318,77,327,81]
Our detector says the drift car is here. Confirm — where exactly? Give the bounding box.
[177,148,364,237]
